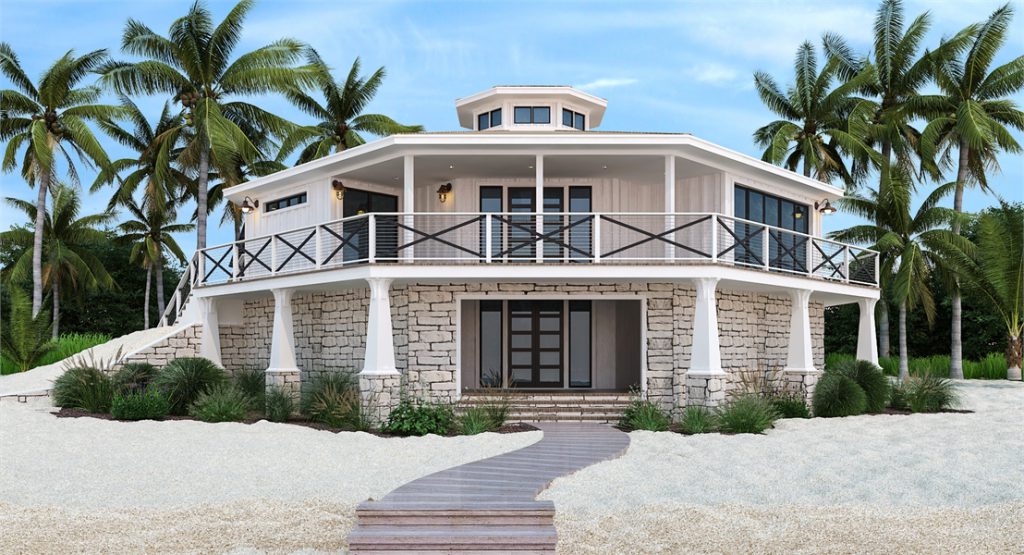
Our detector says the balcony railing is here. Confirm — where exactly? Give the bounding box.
[193,212,879,287]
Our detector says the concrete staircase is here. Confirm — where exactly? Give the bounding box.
[459,390,632,423]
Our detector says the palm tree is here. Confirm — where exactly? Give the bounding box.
[278,55,424,163]
[944,203,1023,380]
[117,198,193,327]
[207,157,285,240]
[0,287,53,373]
[99,0,314,252]
[1,44,120,317]
[915,4,1024,379]
[1,186,117,338]
[831,172,965,378]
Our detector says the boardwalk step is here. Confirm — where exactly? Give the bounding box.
[356,505,554,527]
[348,524,557,553]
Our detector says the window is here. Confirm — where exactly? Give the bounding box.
[477,108,502,130]
[480,300,503,387]
[734,185,809,271]
[264,192,307,212]
[514,106,551,124]
[479,186,502,257]
[562,109,585,130]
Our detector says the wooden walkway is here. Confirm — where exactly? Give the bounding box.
[349,422,630,553]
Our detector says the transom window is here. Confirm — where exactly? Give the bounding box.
[265,192,307,212]
[562,109,585,130]
[477,108,502,130]
[514,106,551,124]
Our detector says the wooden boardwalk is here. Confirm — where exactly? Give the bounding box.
[349,422,630,553]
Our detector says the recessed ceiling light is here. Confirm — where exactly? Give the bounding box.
[449,164,455,169]
[603,165,608,170]
[528,165,534,169]
[393,176,400,181]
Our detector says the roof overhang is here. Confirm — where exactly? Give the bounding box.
[454,86,608,129]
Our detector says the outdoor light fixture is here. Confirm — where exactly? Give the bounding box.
[815,199,838,215]
[240,196,258,213]
[437,182,453,203]
[332,179,346,200]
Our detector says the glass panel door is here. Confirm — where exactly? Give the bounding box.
[568,186,592,261]
[507,300,563,388]
[506,188,535,259]
[343,188,398,262]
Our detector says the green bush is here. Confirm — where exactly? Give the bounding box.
[878,356,899,377]
[964,353,1008,380]
[303,372,370,431]
[618,396,671,432]
[824,353,855,372]
[111,362,159,394]
[264,387,294,423]
[38,333,113,367]
[834,359,889,413]
[457,406,499,435]
[155,357,227,415]
[233,368,266,410]
[383,399,455,436]
[189,385,249,423]
[770,393,811,419]
[716,395,777,434]
[904,375,960,413]
[111,387,170,421]
[52,366,114,413]
[889,380,909,411]
[812,372,867,417]
[678,405,717,434]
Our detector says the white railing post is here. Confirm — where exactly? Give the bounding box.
[197,250,206,285]
[174,290,181,318]
[711,214,718,262]
[315,225,322,268]
[593,215,602,262]
[484,213,493,263]
[368,214,377,263]
[843,246,850,283]
[232,243,240,280]
[270,235,278,276]
[806,235,814,276]
[762,224,770,270]
[874,252,880,285]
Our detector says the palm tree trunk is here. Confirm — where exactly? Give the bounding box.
[32,168,49,317]
[898,301,909,380]
[949,140,969,379]
[197,146,210,252]
[155,250,166,318]
[51,278,60,340]
[1007,333,1022,381]
[879,299,890,358]
[143,264,152,330]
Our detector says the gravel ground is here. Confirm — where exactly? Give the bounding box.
[1,381,1021,554]
[541,380,1024,554]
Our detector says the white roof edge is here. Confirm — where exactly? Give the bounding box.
[454,86,608,108]
[226,133,842,199]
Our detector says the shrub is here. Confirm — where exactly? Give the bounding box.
[964,353,1008,380]
[824,353,855,372]
[678,405,717,434]
[812,372,867,417]
[155,357,227,415]
[264,387,295,423]
[479,392,511,430]
[233,368,266,410]
[111,388,170,421]
[189,385,249,423]
[383,399,455,436]
[770,393,811,419]
[52,366,114,413]
[618,396,671,432]
[457,406,498,435]
[303,372,370,430]
[904,375,960,413]
[38,333,113,367]
[111,362,159,394]
[716,395,777,434]
[877,356,899,377]
[889,380,909,411]
[834,359,889,413]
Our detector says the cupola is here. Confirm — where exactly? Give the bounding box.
[454,86,607,132]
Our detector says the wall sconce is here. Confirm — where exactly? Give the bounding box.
[437,182,453,203]
[332,179,346,200]
[815,199,837,215]
[240,196,259,213]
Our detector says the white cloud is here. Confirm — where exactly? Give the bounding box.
[574,77,638,90]
[689,63,739,85]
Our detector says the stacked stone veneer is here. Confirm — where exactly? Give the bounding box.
[116,325,201,369]
[215,282,824,415]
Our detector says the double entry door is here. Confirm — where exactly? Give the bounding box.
[480,186,593,261]
[342,188,399,261]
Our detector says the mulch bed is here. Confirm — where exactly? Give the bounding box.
[53,407,540,436]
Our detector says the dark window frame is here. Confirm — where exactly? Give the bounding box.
[568,300,592,388]
[479,300,503,388]
[478,108,502,130]
[561,108,585,130]
[514,106,552,124]
[264,192,308,213]
[734,184,810,271]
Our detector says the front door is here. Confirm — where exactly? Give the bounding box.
[508,300,564,388]
[342,188,398,261]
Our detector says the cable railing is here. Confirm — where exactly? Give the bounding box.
[190,212,879,287]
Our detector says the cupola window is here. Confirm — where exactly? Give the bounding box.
[562,109,585,130]
[513,106,551,124]
[477,108,502,130]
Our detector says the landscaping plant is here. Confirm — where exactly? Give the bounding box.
[770,393,811,419]
[154,357,227,415]
[903,375,960,413]
[383,399,455,436]
[111,387,170,421]
[834,359,889,413]
[716,395,778,434]
[678,405,717,434]
[963,353,1008,380]
[812,372,867,417]
[111,362,159,394]
[52,365,115,413]
[457,407,498,435]
[233,368,266,410]
[303,372,370,430]
[264,387,295,423]
[189,385,250,423]
[618,396,671,432]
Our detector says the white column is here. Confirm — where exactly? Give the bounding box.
[403,155,414,262]
[856,298,879,365]
[361,277,398,375]
[535,154,544,263]
[197,296,222,367]
[664,155,676,260]
[690,277,724,375]
[785,289,816,372]
[268,288,299,373]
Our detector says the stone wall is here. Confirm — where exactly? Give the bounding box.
[118,325,201,369]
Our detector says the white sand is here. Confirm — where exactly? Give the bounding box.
[1,381,1021,554]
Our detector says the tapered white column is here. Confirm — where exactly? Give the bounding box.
[785,289,815,372]
[197,296,222,367]
[664,155,676,260]
[362,277,397,375]
[856,298,879,365]
[535,154,544,263]
[403,155,414,262]
[268,288,299,372]
[690,277,724,375]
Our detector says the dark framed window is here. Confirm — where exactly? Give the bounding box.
[265,192,307,212]
[568,186,592,260]
[479,186,502,257]
[734,185,809,271]
[562,109,585,130]
[477,108,502,130]
[479,300,503,387]
[514,106,551,124]
[568,300,592,387]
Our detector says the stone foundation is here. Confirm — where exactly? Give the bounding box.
[684,372,728,408]
[359,372,402,425]
[266,369,301,403]
[784,369,822,405]
[117,325,201,370]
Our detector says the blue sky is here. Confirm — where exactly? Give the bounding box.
[1,0,1021,256]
